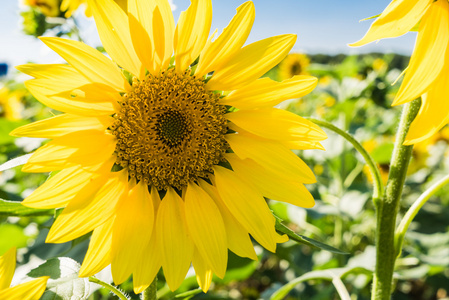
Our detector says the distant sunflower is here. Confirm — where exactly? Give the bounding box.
[13,0,326,293]
[350,0,449,144]
[0,87,24,120]
[278,52,310,80]
[25,0,127,17]
[362,138,392,185]
[25,0,60,17]
[60,0,127,17]
[0,248,48,300]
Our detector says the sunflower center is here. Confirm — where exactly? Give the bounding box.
[110,69,228,190]
[291,62,301,75]
[156,109,188,146]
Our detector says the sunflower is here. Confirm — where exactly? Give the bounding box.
[278,52,310,81]
[0,248,48,300]
[0,86,24,120]
[362,138,393,186]
[13,0,326,293]
[25,0,61,17]
[350,0,449,145]
[60,0,128,17]
[25,0,127,18]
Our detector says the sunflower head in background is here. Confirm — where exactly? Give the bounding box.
[278,52,310,81]
[24,0,61,17]
[60,0,128,17]
[13,0,326,293]
[24,0,128,18]
[0,86,25,120]
[0,248,49,300]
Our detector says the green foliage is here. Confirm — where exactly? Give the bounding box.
[0,199,53,217]
[29,257,96,300]
[274,214,348,255]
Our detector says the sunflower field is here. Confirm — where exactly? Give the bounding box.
[1,1,449,300]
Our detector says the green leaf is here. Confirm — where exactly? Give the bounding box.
[370,142,394,164]
[175,288,203,299]
[0,119,28,145]
[274,214,348,255]
[0,224,28,254]
[28,257,95,300]
[218,251,258,284]
[0,199,53,217]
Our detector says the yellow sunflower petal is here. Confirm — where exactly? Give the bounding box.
[276,233,289,243]
[207,34,296,91]
[213,166,278,252]
[226,154,315,208]
[192,249,213,293]
[128,0,174,73]
[24,80,118,116]
[46,170,128,243]
[23,130,116,173]
[132,234,161,294]
[127,13,153,76]
[16,64,89,85]
[39,37,130,92]
[150,2,175,71]
[23,165,105,209]
[198,179,257,260]
[0,247,16,290]
[1,277,49,300]
[220,75,317,109]
[349,0,432,47]
[133,187,162,294]
[111,181,154,285]
[226,108,326,142]
[64,83,122,107]
[195,1,255,77]
[156,187,194,291]
[185,182,227,278]
[226,132,316,184]
[87,0,142,77]
[174,0,212,71]
[393,0,449,106]
[11,114,113,138]
[405,64,449,144]
[79,218,114,277]
[282,140,325,150]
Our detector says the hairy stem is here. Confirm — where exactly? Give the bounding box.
[142,276,158,300]
[371,99,421,300]
[88,277,129,300]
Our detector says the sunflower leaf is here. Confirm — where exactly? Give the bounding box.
[0,199,53,216]
[273,214,348,254]
[175,288,203,299]
[28,257,95,300]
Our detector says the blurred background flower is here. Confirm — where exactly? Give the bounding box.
[278,52,310,80]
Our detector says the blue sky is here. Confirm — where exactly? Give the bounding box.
[0,0,417,68]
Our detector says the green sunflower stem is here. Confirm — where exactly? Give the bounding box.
[88,277,130,300]
[306,117,384,204]
[371,99,421,300]
[142,276,158,300]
